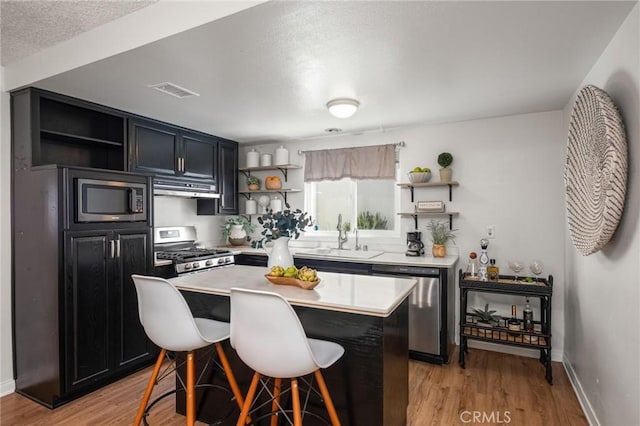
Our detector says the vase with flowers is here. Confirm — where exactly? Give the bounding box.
[221,216,255,246]
[251,205,313,268]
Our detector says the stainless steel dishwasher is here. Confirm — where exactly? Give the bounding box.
[371,264,453,364]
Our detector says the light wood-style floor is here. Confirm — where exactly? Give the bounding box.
[1,347,587,425]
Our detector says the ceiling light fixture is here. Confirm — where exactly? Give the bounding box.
[327,98,360,118]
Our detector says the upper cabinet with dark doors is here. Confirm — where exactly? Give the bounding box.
[197,138,239,215]
[128,117,218,182]
[11,88,127,171]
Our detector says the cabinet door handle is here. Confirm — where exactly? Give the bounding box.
[220,193,225,209]
[177,157,181,173]
[180,157,185,172]
[115,239,121,258]
[109,240,115,258]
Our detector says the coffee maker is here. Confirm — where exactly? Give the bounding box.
[406,231,425,256]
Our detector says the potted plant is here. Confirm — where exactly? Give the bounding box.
[221,216,255,246]
[428,219,456,257]
[247,175,260,191]
[251,205,313,268]
[437,152,453,182]
[470,303,502,327]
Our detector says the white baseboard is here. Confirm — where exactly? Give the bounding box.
[467,340,562,362]
[0,378,15,397]
[563,356,599,426]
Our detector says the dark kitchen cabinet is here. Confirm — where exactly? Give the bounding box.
[11,87,126,171]
[128,118,218,182]
[12,165,156,408]
[197,138,238,215]
[63,228,154,394]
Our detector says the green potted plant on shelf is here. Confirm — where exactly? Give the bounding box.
[428,219,456,257]
[470,303,502,327]
[247,175,260,191]
[437,152,453,183]
[221,216,255,246]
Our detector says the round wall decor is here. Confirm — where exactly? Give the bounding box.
[565,85,627,256]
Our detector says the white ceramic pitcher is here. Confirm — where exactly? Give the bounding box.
[264,237,293,268]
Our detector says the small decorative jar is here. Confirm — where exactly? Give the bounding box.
[246,149,260,168]
[245,198,257,214]
[260,154,272,167]
[274,145,289,165]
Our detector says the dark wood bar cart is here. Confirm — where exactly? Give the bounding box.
[458,270,553,384]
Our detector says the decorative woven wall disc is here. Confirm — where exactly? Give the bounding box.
[565,85,627,256]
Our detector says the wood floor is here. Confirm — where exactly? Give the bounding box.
[1,347,587,425]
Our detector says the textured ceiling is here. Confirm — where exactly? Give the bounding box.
[0,0,156,65]
[3,1,637,144]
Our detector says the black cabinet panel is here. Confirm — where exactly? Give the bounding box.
[197,138,238,215]
[128,119,179,176]
[182,132,217,181]
[65,233,111,390]
[128,118,220,183]
[114,230,153,367]
[218,139,238,214]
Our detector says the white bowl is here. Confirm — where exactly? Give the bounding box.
[408,172,432,183]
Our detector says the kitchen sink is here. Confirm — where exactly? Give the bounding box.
[294,248,384,260]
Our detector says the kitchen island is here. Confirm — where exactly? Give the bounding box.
[169,265,416,426]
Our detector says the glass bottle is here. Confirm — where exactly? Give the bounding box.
[508,304,520,336]
[478,239,490,281]
[523,298,534,332]
[465,252,479,277]
[487,259,499,281]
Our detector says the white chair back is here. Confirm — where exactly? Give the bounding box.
[230,288,319,378]
[131,275,208,352]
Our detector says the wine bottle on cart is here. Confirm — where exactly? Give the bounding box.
[507,304,520,336]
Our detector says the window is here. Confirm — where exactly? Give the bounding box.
[304,177,399,234]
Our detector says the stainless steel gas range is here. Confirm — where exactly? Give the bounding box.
[154,226,234,277]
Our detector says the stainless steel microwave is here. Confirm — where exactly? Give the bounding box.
[76,178,147,223]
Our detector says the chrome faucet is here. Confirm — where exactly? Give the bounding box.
[354,228,362,251]
[337,214,348,249]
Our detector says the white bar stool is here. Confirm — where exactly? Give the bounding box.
[230,287,345,426]
[131,275,245,426]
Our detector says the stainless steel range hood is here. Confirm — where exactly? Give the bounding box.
[153,178,220,199]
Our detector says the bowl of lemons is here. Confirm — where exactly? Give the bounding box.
[408,167,432,183]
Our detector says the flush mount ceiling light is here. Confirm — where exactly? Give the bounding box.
[327,98,360,118]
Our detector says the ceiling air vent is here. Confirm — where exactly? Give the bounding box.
[148,82,200,99]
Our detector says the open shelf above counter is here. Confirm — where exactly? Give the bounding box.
[239,164,301,181]
[238,188,302,204]
[397,181,459,202]
[398,211,459,229]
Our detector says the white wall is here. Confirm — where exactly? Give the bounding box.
[1,67,15,395]
[154,197,226,248]
[241,109,567,360]
[562,5,640,426]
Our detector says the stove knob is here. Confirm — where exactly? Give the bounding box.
[225,257,232,264]
[193,262,200,269]
[205,260,213,266]
[184,263,192,270]
[217,258,225,265]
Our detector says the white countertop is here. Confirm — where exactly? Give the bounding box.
[169,265,417,317]
[224,246,459,268]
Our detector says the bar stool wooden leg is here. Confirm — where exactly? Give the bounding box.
[270,377,282,426]
[215,342,245,410]
[291,378,302,426]
[186,351,196,426]
[314,370,341,426]
[236,372,261,426]
[134,349,166,426]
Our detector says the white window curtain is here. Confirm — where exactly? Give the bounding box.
[303,144,396,182]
